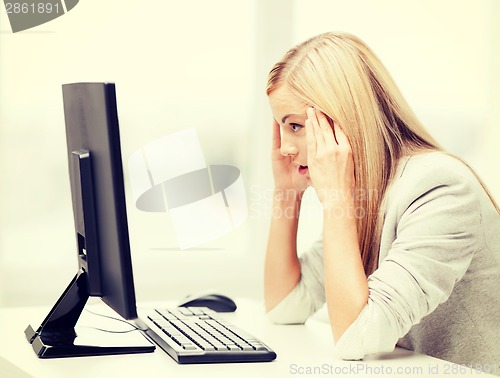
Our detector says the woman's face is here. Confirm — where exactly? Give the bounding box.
[268,85,311,182]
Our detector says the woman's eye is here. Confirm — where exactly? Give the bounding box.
[290,123,303,132]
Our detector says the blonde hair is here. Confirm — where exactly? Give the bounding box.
[267,32,498,275]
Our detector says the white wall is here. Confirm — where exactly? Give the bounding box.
[1,0,498,309]
[0,0,262,307]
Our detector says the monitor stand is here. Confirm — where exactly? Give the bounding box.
[24,150,155,358]
[24,269,154,358]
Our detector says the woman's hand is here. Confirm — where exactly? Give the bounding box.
[271,120,308,199]
[305,108,355,209]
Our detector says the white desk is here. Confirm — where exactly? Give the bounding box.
[1,299,496,378]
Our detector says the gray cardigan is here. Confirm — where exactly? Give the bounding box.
[267,152,500,369]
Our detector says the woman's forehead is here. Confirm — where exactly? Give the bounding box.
[268,86,308,118]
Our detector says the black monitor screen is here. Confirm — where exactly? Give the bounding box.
[62,82,138,320]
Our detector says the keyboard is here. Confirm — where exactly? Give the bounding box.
[142,307,277,364]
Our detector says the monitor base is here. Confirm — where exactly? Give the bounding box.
[25,269,155,358]
[25,324,154,358]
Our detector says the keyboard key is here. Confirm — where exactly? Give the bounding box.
[249,342,268,351]
[188,308,206,316]
[155,309,178,321]
[178,307,194,316]
[182,343,198,351]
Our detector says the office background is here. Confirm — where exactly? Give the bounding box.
[0,0,499,309]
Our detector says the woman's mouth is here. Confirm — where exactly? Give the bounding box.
[298,165,309,176]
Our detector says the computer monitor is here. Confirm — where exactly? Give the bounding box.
[25,82,155,358]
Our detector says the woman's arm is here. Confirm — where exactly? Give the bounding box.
[264,194,302,311]
[305,108,368,341]
[264,120,305,311]
[323,205,368,341]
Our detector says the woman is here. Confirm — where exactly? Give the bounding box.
[264,32,500,370]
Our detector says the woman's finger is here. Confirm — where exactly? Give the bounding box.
[333,123,351,152]
[272,119,281,151]
[307,107,325,151]
[326,116,339,145]
[305,118,317,158]
[315,109,336,149]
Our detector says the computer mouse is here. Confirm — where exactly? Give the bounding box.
[178,292,237,313]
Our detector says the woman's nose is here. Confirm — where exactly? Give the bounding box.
[280,136,298,157]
